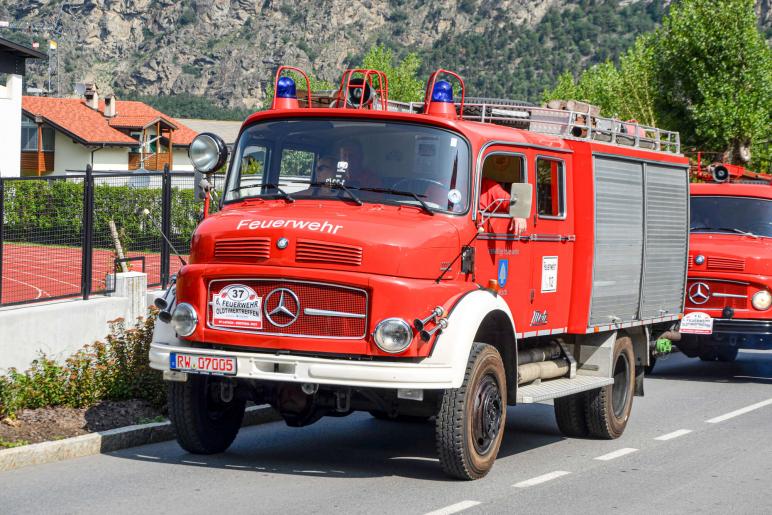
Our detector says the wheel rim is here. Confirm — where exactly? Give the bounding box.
[472,374,503,455]
[611,353,630,418]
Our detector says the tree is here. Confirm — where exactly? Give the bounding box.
[361,44,424,103]
[543,0,772,170]
[656,0,771,166]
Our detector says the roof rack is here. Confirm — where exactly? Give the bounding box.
[409,99,680,154]
[299,92,681,154]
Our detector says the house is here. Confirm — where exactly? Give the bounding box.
[20,85,198,175]
[0,37,45,177]
[177,118,243,149]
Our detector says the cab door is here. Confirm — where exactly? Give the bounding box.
[473,148,532,333]
[526,154,575,336]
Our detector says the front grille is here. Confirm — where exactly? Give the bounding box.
[707,256,745,272]
[295,239,363,266]
[688,255,694,269]
[214,238,271,261]
[207,279,367,338]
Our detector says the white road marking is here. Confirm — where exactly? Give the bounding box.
[706,398,772,424]
[224,464,248,469]
[424,500,481,515]
[181,460,207,465]
[513,470,571,488]
[655,429,693,441]
[135,454,160,460]
[594,448,638,461]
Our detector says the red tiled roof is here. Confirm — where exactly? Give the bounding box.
[21,96,197,147]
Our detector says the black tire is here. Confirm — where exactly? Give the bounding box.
[585,335,635,439]
[436,343,506,480]
[716,346,739,362]
[169,375,246,454]
[554,392,589,437]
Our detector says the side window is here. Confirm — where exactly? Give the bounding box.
[536,158,565,218]
[280,149,314,178]
[480,153,525,214]
[240,145,267,177]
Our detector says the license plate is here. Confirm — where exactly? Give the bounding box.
[170,353,237,375]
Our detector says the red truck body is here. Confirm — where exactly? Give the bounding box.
[151,70,690,479]
[681,182,772,358]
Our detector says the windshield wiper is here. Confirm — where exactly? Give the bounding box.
[308,181,363,206]
[355,187,434,215]
[690,226,758,238]
[232,183,295,202]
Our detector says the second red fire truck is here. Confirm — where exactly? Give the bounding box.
[151,68,689,479]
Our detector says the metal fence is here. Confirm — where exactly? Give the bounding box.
[0,166,205,307]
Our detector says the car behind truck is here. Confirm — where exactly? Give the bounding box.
[150,68,689,479]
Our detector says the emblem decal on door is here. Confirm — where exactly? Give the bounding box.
[497,259,508,287]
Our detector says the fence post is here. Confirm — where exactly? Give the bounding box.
[160,163,172,289]
[0,178,4,305]
[81,165,94,300]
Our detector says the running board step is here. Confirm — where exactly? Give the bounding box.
[516,376,614,403]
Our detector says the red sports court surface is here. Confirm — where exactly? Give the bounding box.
[0,243,184,305]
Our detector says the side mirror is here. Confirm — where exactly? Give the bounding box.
[509,183,533,219]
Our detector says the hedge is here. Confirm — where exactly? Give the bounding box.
[1,179,202,253]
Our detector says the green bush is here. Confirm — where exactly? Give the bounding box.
[2,180,198,253]
[0,310,165,419]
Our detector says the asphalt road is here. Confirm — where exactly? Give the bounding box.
[2,350,771,515]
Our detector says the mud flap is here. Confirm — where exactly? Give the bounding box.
[635,365,644,396]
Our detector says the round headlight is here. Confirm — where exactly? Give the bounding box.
[373,318,413,354]
[188,132,228,173]
[171,303,198,337]
[751,290,771,311]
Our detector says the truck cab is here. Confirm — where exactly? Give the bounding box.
[150,68,689,479]
[680,181,772,361]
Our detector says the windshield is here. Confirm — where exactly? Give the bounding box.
[224,119,471,214]
[690,196,772,238]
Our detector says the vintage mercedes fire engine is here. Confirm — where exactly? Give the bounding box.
[150,67,689,479]
[677,159,771,363]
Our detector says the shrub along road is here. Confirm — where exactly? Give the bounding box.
[1,350,770,514]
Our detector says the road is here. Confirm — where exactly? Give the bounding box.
[2,350,771,515]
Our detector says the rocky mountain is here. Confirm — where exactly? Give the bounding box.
[2,0,770,117]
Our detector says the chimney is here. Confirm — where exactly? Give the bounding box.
[83,83,99,110]
[104,94,117,118]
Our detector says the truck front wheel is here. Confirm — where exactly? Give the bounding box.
[584,335,635,439]
[436,342,506,480]
[169,375,246,454]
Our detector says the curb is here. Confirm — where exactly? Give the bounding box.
[0,405,280,473]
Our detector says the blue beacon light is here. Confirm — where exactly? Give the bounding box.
[276,77,297,98]
[431,80,453,103]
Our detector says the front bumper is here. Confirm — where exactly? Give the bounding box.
[681,318,772,349]
[150,341,456,389]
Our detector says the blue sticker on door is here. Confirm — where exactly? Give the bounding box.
[498,259,508,287]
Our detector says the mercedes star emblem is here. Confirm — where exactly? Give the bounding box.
[264,288,300,327]
[688,282,711,305]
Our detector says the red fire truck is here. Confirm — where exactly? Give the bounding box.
[678,160,771,362]
[150,68,689,479]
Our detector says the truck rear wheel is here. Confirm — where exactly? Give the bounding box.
[169,375,246,454]
[585,335,635,439]
[554,392,589,437]
[436,343,506,480]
